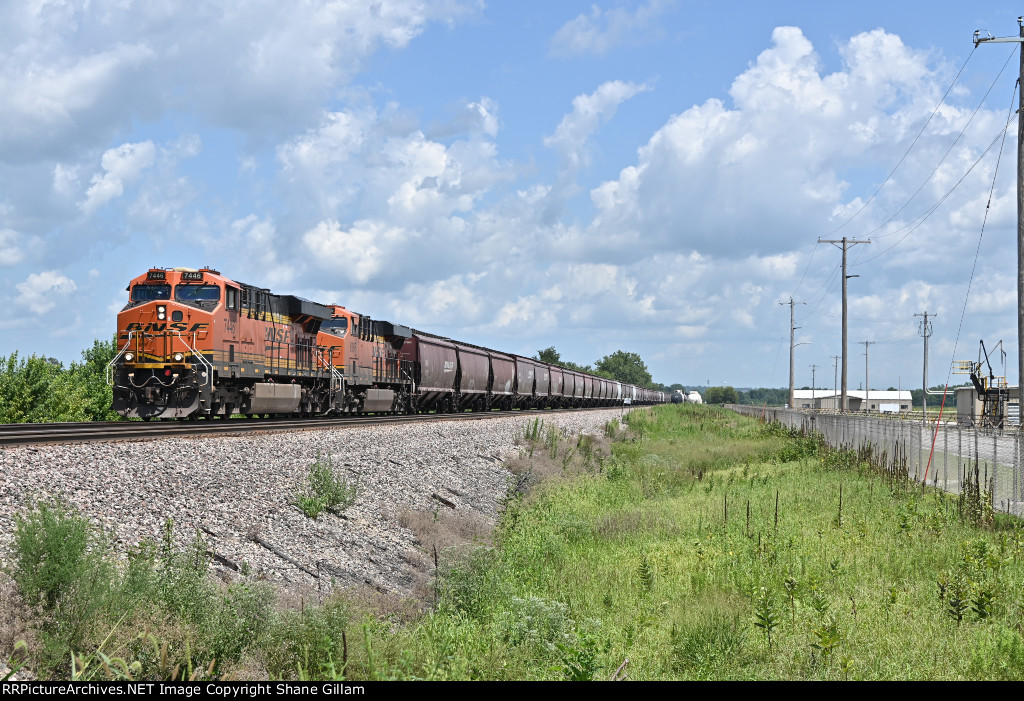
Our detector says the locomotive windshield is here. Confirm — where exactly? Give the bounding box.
[175,285,221,303]
[131,284,171,301]
[321,318,349,337]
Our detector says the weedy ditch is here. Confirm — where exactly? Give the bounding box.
[6,405,1024,680]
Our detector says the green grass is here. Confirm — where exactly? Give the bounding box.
[347,404,1024,680]
[6,404,1024,680]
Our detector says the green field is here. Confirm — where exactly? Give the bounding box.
[5,404,1024,680]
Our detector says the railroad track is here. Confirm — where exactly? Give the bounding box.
[0,406,629,448]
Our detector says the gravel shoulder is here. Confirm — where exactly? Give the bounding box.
[0,409,629,598]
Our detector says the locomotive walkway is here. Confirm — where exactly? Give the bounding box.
[0,406,626,448]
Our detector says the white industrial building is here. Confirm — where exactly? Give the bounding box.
[792,389,912,413]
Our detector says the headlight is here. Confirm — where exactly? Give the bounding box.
[173,352,184,362]
[124,352,134,362]
[157,305,166,320]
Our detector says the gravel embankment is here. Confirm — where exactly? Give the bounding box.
[0,409,628,597]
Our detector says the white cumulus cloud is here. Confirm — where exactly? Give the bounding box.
[303,219,412,285]
[81,141,156,214]
[0,229,25,266]
[549,0,676,57]
[16,270,77,314]
[545,80,650,170]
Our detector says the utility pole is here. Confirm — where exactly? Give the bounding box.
[832,355,841,412]
[819,237,870,411]
[915,311,935,417]
[811,363,819,408]
[861,341,875,412]
[975,20,1024,424]
[779,297,806,409]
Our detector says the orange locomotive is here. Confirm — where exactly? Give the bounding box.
[315,305,414,414]
[110,267,344,419]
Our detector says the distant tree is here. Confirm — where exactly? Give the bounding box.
[0,352,85,423]
[532,347,595,373]
[530,346,664,387]
[563,360,596,373]
[739,388,788,406]
[535,347,561,364]
[911,385,963,409]
[595,350,653,387]
[705,386,739,405]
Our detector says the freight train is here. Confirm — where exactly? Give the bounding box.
[107,267,666,419]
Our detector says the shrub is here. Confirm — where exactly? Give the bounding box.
[260,598,351,680]
[293,455,359,519]
[6,506,278,679]
[10,501,101,612]
[8,501,116,675]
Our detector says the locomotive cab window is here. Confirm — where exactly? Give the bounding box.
[131,284,171,302]
[175,285,221,303]
[226,286,239,311]
[321,318,348,337]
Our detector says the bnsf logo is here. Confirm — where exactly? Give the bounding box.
[443,361,454,372]
[265,327,291,344]
[120,322,208,338]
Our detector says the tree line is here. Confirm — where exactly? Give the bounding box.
[0,338,120,423]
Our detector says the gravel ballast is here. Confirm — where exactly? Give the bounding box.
[0,409,630,596]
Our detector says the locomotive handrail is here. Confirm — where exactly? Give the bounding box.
[176,330,213,388]
[313,346,344,410]
[106,331,138,386]
[313,346,343,388]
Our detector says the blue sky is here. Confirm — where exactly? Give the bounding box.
[3,0,1024,392]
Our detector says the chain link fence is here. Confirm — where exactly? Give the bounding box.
[730,405,1024,517]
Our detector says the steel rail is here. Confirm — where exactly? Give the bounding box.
[0,406,630,448]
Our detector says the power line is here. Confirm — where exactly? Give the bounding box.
[796,48,986,298]
[822,46,979,238]
[852,43,1018,247]
[851,108,1020,267]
